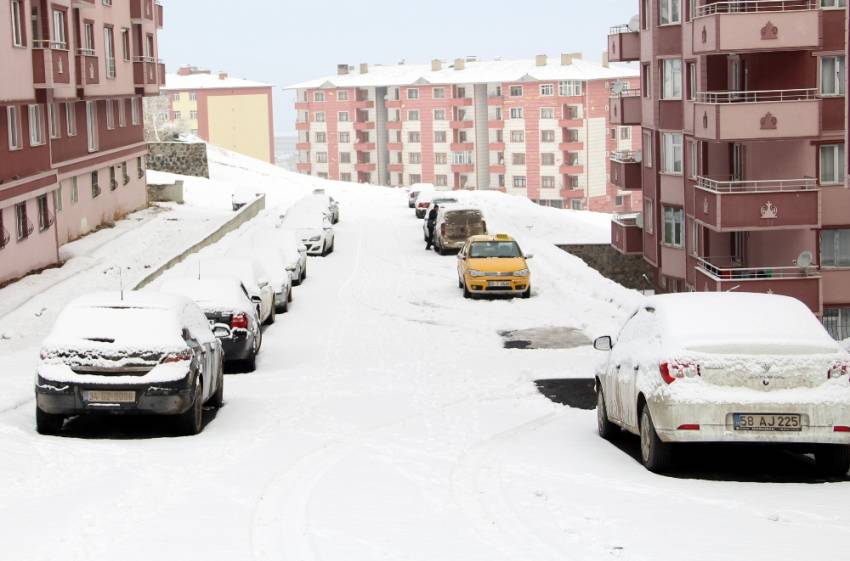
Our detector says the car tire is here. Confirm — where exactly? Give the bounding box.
[302,268,307,281]
[458,277,463,289]
[639,406,672,473]
[320,242,328,257]
[264,308,276,326]
[36,407,64,435]
[463,284,472,299]
[288,289,293,303]
[596,388,617,440]
[521,287,531,299]
[815,445,850,477]
[176,376,204,436]
[244,352,257,373]
[209,366,224,408]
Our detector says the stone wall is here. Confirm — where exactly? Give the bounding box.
[147,179,184,204]
[557,244,654,291]
[147,142,210,178]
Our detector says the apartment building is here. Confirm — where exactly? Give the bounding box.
[160,66,275,163]
[606,0,849,338]
[0,0,163,285]
[288,55,642,211]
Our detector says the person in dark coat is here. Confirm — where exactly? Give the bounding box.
[425,204,439,250]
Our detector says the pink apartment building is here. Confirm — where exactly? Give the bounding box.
[288,55,642,212]
[0,0,163,285]
[607,0,849,338]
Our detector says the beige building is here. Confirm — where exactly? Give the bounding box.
[161,66,275,162]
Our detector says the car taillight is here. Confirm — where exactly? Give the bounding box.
[161,349,193,363]
[659,361,700,384]
[231,312,249,330]
[828,361,850,380]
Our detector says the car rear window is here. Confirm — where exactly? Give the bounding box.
[470,241,521,258]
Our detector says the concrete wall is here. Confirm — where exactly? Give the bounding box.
[147,142,209,178]
[147,180,184,204]
[557,243,655,290]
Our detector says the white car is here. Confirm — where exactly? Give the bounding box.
[408,183,434,209]
[191,257,276,325]
[280,205,335,257]
[273,229,308,285]
[308,193,340,224]
[594,292,850,475]
[233,247,292,314]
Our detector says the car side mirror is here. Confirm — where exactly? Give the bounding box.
[593,336,613,351]
[251,295,262,303]
[525,254,534,259]
[257,278,269,288]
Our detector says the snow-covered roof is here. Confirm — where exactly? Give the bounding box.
[163,72,271,91]
[286,57,638,90]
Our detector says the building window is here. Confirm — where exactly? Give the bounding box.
[433,88,445,99]
[645,199,654,234]
[540,84,554,96]
[11,0,24,47]
[122,161,129,185]
[315,132,326,143]
[434,130,447,143]
[316,152,328,163]
[435,153,447,164]
[541,130,555,142]
[189,92,197,101]
[28,104,45,146]
[820,144,845,185]
[435,174,448,187]
[663,206,684,247]
[619,127,631,140]
[512,153,526,165]
[452,151,473,165]
[105,99,115,130]
[85,101,97,152]
[314,111,325,122]
[661,132,683,174]
[571,200,583,210]
[137,156,144,178]
[104,26,115,79]
[824,307,850,340]
[340,152,351,164]
[542,176,555,188]
[541,153,555,165]
[688,140,698,179]
[568,175,579,189]
[339,131,350,143]
[662,59,682,100]
[407,110,419,121]
[510,130,524,142]
[687,61,697,100]
[408,152,421,164]
[642,64,651,98]
[434,109,446,121]
[820,229,850,267]
[559,80,583,96]
[616,195,625,206]
[564,105,579,119]
[314,92,324,102]
[338,111,349,122]
[52,9,67,48]
[69,177,79,204]
[340,172,351,182]
[131,97,140,125]
[54,185,63,212]
[6,106,21,150]
[643,131,653,168]
[108,166,117,190]
[37,195,51,231]
[15,202,31,240]
[512,176,527,188]
[91,170,101,198]
[539,108,555,120]
[409,174,421,184]
[510,85,523,96]
[47,103,60,139]
[821,0,847,7]
[407,88,419,100]
[820,56,845,96]
[187,110,197,120]
[121,28,130,60]
[659,0,682,24]
[408,131,420,143]
[117,99,126,127]
[83,21,95,52]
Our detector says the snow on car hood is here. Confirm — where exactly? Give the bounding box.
[467,257,526,273]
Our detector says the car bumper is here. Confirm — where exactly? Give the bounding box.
[649,397,850,445]
[302,240,324,255]
[415,209,427,218]
[35,375,197,416]
[219,331,255,361]
[464,276,530,295]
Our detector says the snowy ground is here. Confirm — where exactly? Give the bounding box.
[1,151,848,560]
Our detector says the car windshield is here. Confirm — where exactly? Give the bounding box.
[469,241,521,258]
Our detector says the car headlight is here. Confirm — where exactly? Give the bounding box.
[308,235,321,242]
[468,270,488,277]
[513,269,530,277]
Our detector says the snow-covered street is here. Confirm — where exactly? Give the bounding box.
[2,180,850,561]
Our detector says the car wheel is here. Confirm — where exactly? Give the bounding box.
[463,284,472,299]
[36,407,64,435]
[320,241,328,257]
[815,445,850,477]
[521,287,531,299]
[209,366,224,408]
[176,376,204,436]
[458,277,463,289]
[264,308,276,326]
[302,268,307,281]
[288,288,293,303]
[596,388,617,440]
[639,406,672,473]
[244,352,257,373]
[254,326,263,353]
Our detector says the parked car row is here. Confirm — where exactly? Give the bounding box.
[35,191,339,437]
[407,187,533,299]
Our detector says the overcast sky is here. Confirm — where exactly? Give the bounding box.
[158,0,637,136]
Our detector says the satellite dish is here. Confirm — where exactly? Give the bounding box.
[611,81,625,95]
[628,15,640,32]
[797,251,813,269]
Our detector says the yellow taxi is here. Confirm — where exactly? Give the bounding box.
[457,234,532,299]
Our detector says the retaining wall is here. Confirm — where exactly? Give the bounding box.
[147,142,210,178]
[557,243,654,291]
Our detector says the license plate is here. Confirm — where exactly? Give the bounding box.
[734,413,801,432]
[489,281,511,288]
[84,390,136,403]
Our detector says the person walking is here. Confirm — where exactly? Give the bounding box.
[425,204,439,250]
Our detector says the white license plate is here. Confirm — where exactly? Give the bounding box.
[489,281,511,288]
[84,390,136,403]
[734,413,801,432]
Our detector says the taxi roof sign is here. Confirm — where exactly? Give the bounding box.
[495,234,511,240]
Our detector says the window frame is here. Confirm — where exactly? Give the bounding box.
[819,143,845,185]
[28,104,45,147]
[662,206,685,247]
[7,106,22,150]
[660,132,683,175]
[820,55,845,97]
[539,83,554,96]
[10,0,24,47]
[86,100,98,152]
[662,58,683,100]
[659,0,682,25]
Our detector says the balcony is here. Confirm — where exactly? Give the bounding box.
[559,141,584,151]
[75,51,100,88]
[156,1,164,28]
[692,0,821,55]
[489,142,505,151]
[132,57,160,92]
[355,162,376,172]
[609,90,641,126]
[388,163,404,173]
[295,121,309,130]
[353,121,376,131]
[610,151,642,191]
[354,142,376,151]
[450,120,474,129]
[695,256,821,312]
[693,89,820,141]
[295,102,309,110]
[489,164,506,173]
[694,176,820,231]
[386,121,402,130]
[354,100,375,109]
[608,24,641,62]
[560,163,584,175]
[296,142,310,151]
[559,116,583,128]
[32,44,71,87]
[451,164,475,173]
[451,142,474,151]
[611,214,643,255]
[487,97,504,106]
[296,163,312,173]
[488,119,504,129]
[387,142,403,151]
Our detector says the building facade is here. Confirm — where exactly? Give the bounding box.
[1,0,163,285]
[289,55,642,212]
[160,66,275,163]
[607,0,849,338]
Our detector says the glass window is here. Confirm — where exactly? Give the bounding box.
[407,88,419,100]
[823,307,850,341]
[821,229,850,267]
[339,132,349,143]
[820,56,845,96]
[28,104,45,146]
[687,61,697,100]
[433,88,445,99]
[663,206,684,247]
[820,0,847,7]
[509,107,523,119]
[510,85,523,96]
[661,132,683,174]
[688,140,698,179]
[10,0,23,46]
[540,107,555,119]
[407,110,419,121]
[645,199,654,234]
[820,144,845,185]
[643,131,653,168]
[662,59,682,100]
[659,0,682,24]
[314,111,325,122]
[338,111,349,122]
[540,84,554,96]
[559,80,583,96]
[86,101,98,152]
[7,106,21,150]
[510,130,524,142]
[52,9,67,48]
[15,202,29,240]
[314,92,324,102]
[512,176,527,188]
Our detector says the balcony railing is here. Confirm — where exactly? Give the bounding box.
[696,0,815,17]
[613,213,641,226]
[611,150,642,163]
[609,24,632,34]
[696,88,816,104]
[696,176,816,193]
[696,256,817,280]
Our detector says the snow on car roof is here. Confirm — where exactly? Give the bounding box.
[648,292,839,353]
[159,278,252,314]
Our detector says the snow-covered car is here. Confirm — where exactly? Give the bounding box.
[593,293,850,475]
[421,197,460,240]
[433,205,487,253]
[280,205,335,256]
[408,183,434,209]
[159,278,263,371]
[35,292,224,436]
[414,190,437,219]
[272,229,308,285]
[231,247,292,314]
[192,257,276,325]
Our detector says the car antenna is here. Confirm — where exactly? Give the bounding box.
[198,261,201,281]
[119,267,124,301]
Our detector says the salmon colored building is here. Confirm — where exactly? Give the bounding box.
[606,0,849,338]
[288,55,642,212]
[1,0,164,285]
[160,66,275,163]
